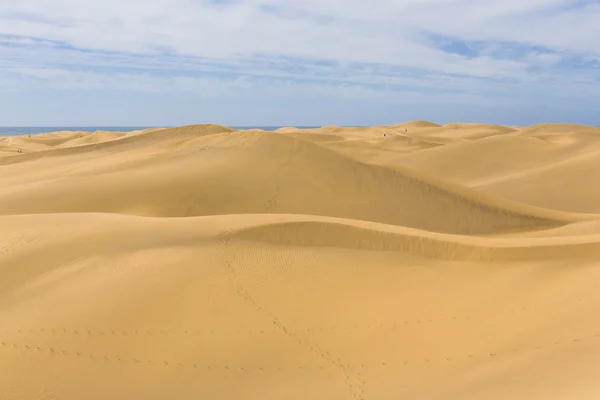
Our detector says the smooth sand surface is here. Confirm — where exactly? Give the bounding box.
[2,122,600,399]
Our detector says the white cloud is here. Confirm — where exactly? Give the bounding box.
[0,0,598,101]
[8,65,535,109]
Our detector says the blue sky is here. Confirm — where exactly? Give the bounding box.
[0,0,599,126]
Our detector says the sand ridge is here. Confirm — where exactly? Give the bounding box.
[2,122,600,399]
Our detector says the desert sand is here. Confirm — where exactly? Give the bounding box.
[1,122,600,400]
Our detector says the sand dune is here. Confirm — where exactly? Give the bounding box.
[0,128,585,233]
[396,134,589,185]
[2,122,600,399]
[395,125,600,213]
[396,120,442,128]
[55,130,127,148]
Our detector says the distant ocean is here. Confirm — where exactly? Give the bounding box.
[0,126,321,136]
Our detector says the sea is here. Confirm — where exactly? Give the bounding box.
[0,126,321,136]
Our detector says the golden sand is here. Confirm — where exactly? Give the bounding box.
[1,122,600,399]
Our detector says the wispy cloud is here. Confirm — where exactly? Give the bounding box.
[0,0,599,122]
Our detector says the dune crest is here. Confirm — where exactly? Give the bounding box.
[396,120,442,128]
[2,121,600,400]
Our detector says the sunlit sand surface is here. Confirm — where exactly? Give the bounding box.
[2,122,600,399]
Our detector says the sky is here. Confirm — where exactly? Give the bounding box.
[0,0,599,127]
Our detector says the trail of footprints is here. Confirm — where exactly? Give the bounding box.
[264,137,303,214]
[217,220,364,398]
[2,290,589,399]
[0,230,45,257]
[2,330,600,371]
[0,338,323,371]
[185,131,260,216]
[194,130,258,156]
[2,290,592,338]
[2,222,595,400]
